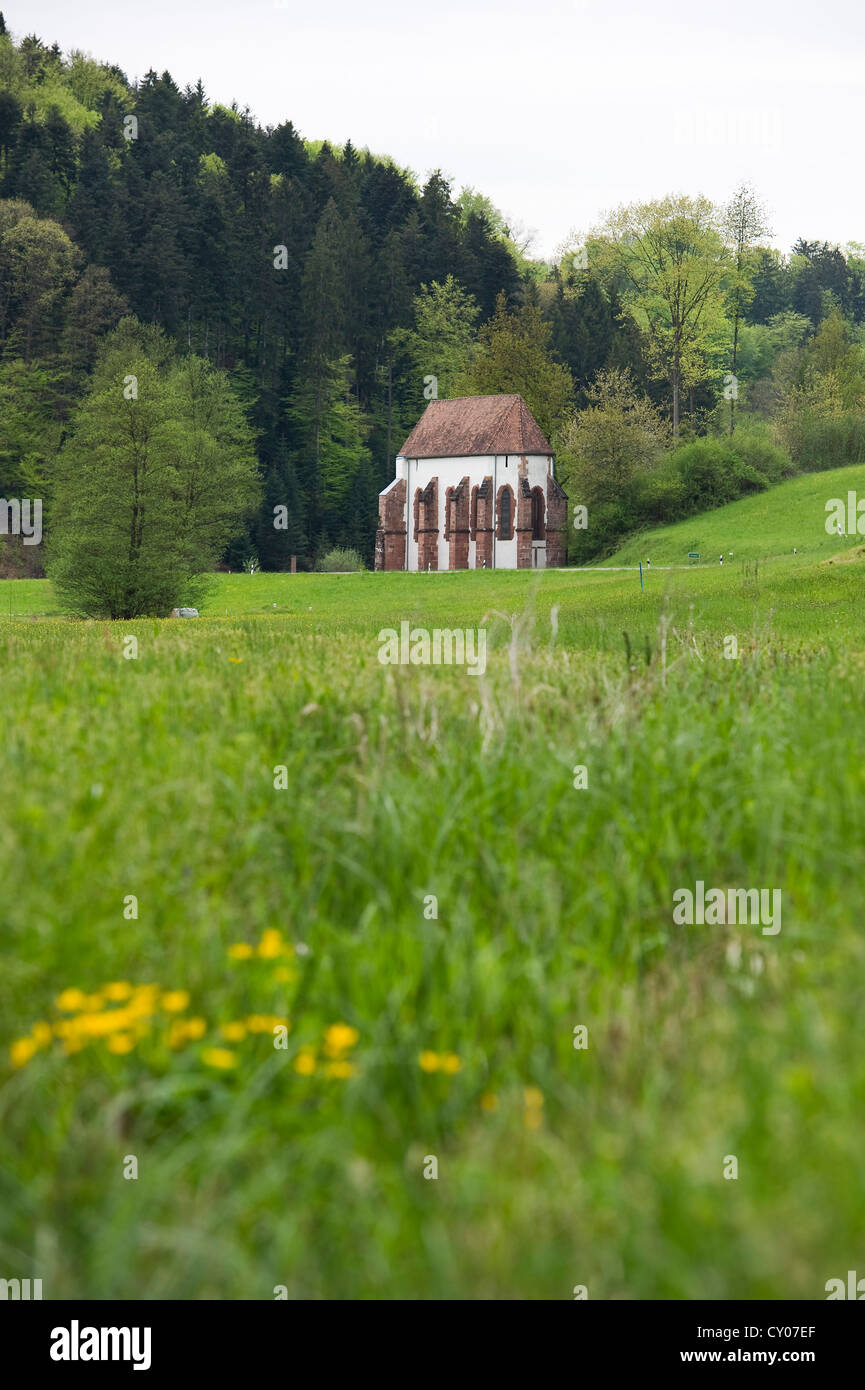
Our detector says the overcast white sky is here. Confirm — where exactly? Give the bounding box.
[11,0,865,260]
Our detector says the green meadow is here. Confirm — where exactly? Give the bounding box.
[605,460,865,567]
[1,470,864,1299]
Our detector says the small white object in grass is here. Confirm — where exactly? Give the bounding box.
[295,942,310,956]
[171,607,199,618]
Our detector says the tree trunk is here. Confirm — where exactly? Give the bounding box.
[730,252,743,435]
[729,298,741,436]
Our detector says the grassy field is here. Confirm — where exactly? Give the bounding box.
[1,474,865,1300]
[605,460,865,567]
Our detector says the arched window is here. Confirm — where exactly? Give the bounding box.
[531,487,546,541]
[497,485,514,540]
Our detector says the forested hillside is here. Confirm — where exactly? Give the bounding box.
[4,13,865,573]
[0,16,525,570]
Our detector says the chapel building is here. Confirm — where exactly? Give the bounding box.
[375,394,568,571]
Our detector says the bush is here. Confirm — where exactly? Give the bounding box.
[727,424,796,483]
[663,429,795,516]
[728,458,768,494]
[673,439,746,511]
[632,469,687,526]
[314,547,365,572]
[558,368,670,512]
[570,497,641,565]
[776,411,865,471]
[571,425,798,562]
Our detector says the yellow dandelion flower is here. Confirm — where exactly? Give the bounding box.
[104,981,133,1001]
[201,1047,237,1069]
[75,1012,116,1038]
[419,1051,440,1073]
[31,1022,52,1046]
[257,929,284,959]
[323,1023,359,1058]
[10,1037,39,1067]
[160,991,189,1013]
[107,1033,135,1054]
[245,1014,273,1033]
[294,1048,316,1075]
[126,996,159,1021]
[126,985,158,1011]
[524,1109,543,1130]
[105,1011,139,1037]
[55,988,87,1012]
[441,1053,461,1074]
[480,1091,499,1113]
[168,1017,206,1046]
[228,657,243,664]
[228,943,254,960]
[221,1021,247,1042]
[82,994,105,1011]
[107,1009,137,1032]
[272,966,297,983]
[324,1060,356,1079]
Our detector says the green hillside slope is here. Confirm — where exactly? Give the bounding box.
[604,463,865,566]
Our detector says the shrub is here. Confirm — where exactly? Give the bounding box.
[775,411,865,471]
[314,547,365,572]
[632,469,687,526]
[664,429,794,516]
[673,438,745,511]
[570,497,640,565]
[558,368,670,509]
[572,425,798,562]
[727,424,796,483]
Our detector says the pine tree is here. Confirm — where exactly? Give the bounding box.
[288,356,372,559]
[257,438,306,569]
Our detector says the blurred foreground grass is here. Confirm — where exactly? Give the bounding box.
[1,560,864,1298]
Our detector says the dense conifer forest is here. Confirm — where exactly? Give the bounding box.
[4,13,865,572]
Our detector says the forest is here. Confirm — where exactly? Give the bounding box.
[3,12,865,576]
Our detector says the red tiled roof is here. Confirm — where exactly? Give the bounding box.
[399,394,552,459]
